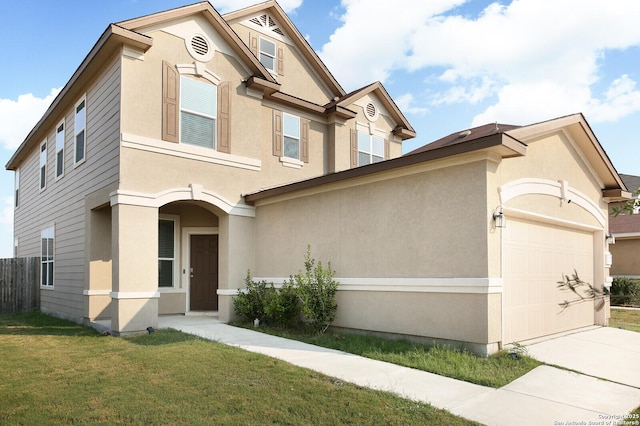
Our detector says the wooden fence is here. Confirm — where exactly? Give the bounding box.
[0,257,40,314]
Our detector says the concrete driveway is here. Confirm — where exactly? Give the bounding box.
[526,326,640,388]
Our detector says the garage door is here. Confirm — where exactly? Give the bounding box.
[503,218,594,343]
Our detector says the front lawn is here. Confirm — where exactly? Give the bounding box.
[0,311,475,425]
[237,324,541,388]
[609,307,640,333]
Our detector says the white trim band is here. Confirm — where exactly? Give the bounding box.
[83,290,111,296]
[250,277,504,294]
[110,291,161,300]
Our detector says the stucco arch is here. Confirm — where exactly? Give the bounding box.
[499,178,605,228]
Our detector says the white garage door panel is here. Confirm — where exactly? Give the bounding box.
[503,218,594,343]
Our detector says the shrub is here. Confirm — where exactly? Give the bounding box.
[264,280,301,328]
[610,277,640,306]
[233,271,274,322]
[288,247,338,333]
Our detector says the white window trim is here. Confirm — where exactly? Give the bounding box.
[55,120,65,180]
[74,97,87,167]
[39,141,47,191]
[14,169,19,208]
[159,214,180,290]
[356,122,385,166]
[279,156,303,169]
[41,226,55,288]
[259,36,276,73]
[282,112,300,161]
[181,227,219,312]
[179,75,218,150]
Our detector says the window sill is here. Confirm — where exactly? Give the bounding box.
[40,286,55,291]
[280,156,303,169]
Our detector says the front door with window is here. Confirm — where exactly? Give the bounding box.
[190,234,218,311]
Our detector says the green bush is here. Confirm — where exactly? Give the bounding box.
[233,272,274,322]
[288,247,338,333]
[610,277,640,306]
[265,280,301,328]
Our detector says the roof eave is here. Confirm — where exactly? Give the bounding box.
[6,25,153,170]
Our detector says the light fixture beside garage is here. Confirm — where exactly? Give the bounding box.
[605,234,616,244]
[493,207,506,228]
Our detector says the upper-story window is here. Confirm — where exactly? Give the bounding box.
[180,76,217,149]
[14,169,19,208]
[55,122,65,179]
[39,141,47,190]
[283,113,300,160]
[358,131,384,166]
[75,98,86,164]
[259,37,276,72]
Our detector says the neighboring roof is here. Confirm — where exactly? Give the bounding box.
[610,213,640,234]
[326,82,416,140]
[6,24,153,170]
[406,123,521,156]
[222,0,346,98]
[620,174,640,193]
[245,127,526,203]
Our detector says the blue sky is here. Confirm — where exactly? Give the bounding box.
[1,0,640,257]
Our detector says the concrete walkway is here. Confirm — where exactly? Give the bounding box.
[158,315,640,426]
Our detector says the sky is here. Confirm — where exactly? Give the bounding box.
[1,0,640,258]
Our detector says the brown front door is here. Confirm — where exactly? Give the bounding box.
[190,234,218,311]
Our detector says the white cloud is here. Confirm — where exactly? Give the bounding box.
[213,0,302,13]
[395,93,429,116]
[0,88,60,151]
[320,0,640,126]
[0,196,13,258]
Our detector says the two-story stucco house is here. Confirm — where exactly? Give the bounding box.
[6,1,629,355]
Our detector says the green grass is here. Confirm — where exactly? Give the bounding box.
[237,324,541,388]
[0,312,476,425]
[610,308,640,333]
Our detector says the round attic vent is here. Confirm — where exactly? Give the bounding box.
[191,35,209,56]
[365,102,378,121]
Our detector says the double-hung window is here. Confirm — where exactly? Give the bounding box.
[55,122,64,178]
[40,142,47,190]
[180,76,217,149]
[358,131,384,166]
[283,113,301,160]
[158,219,176,288]
[75,99,86,164]
[259,37,276,72]
[41,226,54,287]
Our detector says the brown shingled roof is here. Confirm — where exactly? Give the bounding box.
[610,213,640,234]
[406,123,521,155]
[620,174,640,193]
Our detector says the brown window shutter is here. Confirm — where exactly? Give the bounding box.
[273,110,283,157]
[250,34,258,57]
[300,118,310,163]
[277,44,284,75]
[384,139,390,159]
[217,81,231,153]
[162,61,179,143]
[350,129,358,168]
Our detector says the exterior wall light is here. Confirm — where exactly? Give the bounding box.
[493,207,506,228]
[605,234,615,245]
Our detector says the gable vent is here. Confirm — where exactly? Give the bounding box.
[249,14,284,37]
[365,103,377,119]
[191,35,209,56]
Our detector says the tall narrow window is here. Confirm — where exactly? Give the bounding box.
[180,76,217,149]
[40,142,47,190]
[55,122,64,178]
[75,99,86,164]
[41,226,54,287]
[14,169,19,208]
[283,113,300,160]
[259,37,276,72]
[158,219,175,288]
[357,131,384,166]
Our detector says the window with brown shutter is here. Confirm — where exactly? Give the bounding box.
[250,33,258,57]
[384,139,390,160]
[217,81,231,153]
[277,45,284,75]
[162,61,179,143]
[350,129,358,168]
[300,118,309,163]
